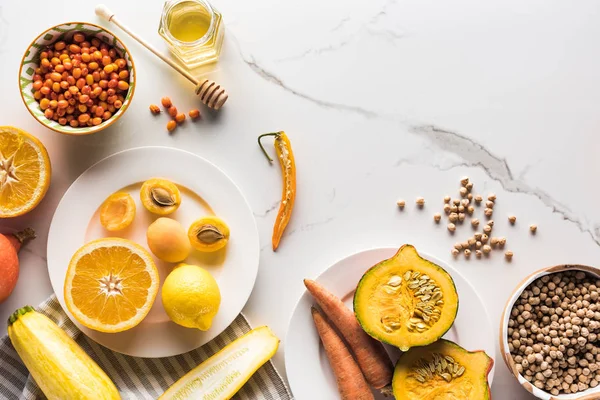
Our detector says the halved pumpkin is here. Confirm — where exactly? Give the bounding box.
[392,339,493,399]
[354,244,459,351]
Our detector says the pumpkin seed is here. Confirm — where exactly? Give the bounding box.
[388,275,402,287]
[151,187,176,206]
[441,373,452,382]
[457,366,465,376]
[411,271,421,280]
[445,356,455,363]
[404,271,412,280]
[415,375,426,383]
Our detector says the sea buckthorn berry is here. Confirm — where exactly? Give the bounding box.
[149,104,160,114]
[117,80,129,91]
[168,106,178,118]
[175,113,186,123]
[189,109,200,119]
[161,97,173,108]
[167,120,177,132]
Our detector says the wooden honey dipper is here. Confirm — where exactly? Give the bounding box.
[95,4,228,110]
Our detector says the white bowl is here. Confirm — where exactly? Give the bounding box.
[500,264,600,400]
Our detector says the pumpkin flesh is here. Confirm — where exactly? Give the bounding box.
[392,339,493,399]
[354,245,459,351]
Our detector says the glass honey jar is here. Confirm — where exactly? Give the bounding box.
[158,0,225,68]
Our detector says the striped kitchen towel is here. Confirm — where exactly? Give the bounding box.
[0,295,293,400]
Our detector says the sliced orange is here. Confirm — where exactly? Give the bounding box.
[99,192,136,231]
[0,126,51,218]
[64,238,159,333]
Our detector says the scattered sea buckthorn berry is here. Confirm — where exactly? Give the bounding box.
[161,97,172,108]
[149,104,160,114]
[168,106,178,118]
[189,109,201,119]
[166,120,177,132]
[175,113,186,124]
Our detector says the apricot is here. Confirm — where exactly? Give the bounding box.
[146,218,190,263]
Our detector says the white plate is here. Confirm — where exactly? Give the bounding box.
[47,146,259,358]
[285,247,496,400]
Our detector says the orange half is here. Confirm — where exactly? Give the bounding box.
[0,126,51,217]
[64,238,159,333]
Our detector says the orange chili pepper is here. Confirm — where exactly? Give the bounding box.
[258,131,296,251]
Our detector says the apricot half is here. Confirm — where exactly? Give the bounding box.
[188,216,230,252]
[140,178,181,215]
[99,192,136,231]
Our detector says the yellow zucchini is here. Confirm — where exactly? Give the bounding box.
[7,306,120,400]
[159,326,279,400]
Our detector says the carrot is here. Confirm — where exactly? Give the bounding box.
[304,279,393,393]
[311,307,374,400]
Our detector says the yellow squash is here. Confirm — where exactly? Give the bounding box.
[7,306,120,400]
[159,326,279,399]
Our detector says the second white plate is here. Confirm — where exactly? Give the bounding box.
[285,247,495,400]
[47,146,259,357]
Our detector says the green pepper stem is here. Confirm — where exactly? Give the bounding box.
[257,132,281,163]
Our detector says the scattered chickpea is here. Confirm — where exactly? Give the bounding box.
[474,233,482,240]
[530,224,538,234]
[451,248,460,257]
[488,193,497,201]
[166,120,177,132]
[484,208,494,217]
[471,218,480,227]
[483,225,492,234]
[459,187,468,197]
[433,213,441,223]
[451,205,458,213]
[453,199,460,206]
[498,237,507,247]
[454,243,463,250]
[467,193,473,201]
[449,213,458,222]
[175,113,186,124]
[460,176,469,186]
[482,244,492,254]
[464,249,472,257]
[161,97,172,108]
[481,233,489,243]
[447,223,456,233]
[149,104,160,114]
[467,205,475,215]
[168,106,178,118]
[397,199,406,209]
[466,182,473,191]
[461,199,470,207]
[485,200,495,208]
[475,241,482,249]
[475,250,483,258]
[416,197,425,207]
[474,194,483,204]
[490,237,499,246]
[508,215,517,225]
[488,220,494,226]
[458,205,465,213]
[443,204,451,214]
[504,250,514,260]
[458,213,466,222]
[468,238,476,247]
[189,109,201,119]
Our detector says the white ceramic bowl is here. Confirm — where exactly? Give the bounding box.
[500,264,600,400]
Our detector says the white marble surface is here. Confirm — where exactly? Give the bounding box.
[1,0,599,398]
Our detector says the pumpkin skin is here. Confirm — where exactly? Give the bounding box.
[392,339,493,399]
[354,244,459,351]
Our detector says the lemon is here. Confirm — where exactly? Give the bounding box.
[162,263,220,331]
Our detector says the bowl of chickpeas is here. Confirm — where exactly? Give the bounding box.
[19,22,135,135]
[500,264,600,399]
